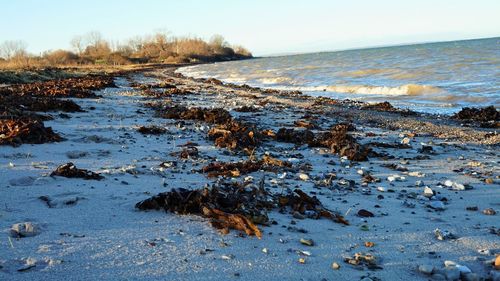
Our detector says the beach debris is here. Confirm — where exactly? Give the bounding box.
[50,162,104,180]
[208,120,261,151]
[483,208,497,216]
[495,255,500,270]
[200,155,291,178]
[234,105,260,112]
[299,238,314,246]
[434,228,456,240]
[276,124,370,161]
[4,75,115,98]
[344,252,382,270]
[137,125,167,135]
[452,106,499,127]
[10,222,40,238]
[136,183,348,238]
[0,119,62,146]
[157,105,232,124]
[177,146,199,159]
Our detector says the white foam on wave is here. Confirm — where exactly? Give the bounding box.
[280,84,443,96]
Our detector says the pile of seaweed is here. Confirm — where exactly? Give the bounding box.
[136,181,348,238]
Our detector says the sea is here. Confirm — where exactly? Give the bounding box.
[178,37,499,114]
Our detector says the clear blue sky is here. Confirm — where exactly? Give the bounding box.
[1,0,499,56]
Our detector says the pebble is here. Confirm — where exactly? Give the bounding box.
[377,186,386,192]
[415,180,424,187]
[357,209,374,217]
[429,201,446,210]
[300,238,314,246]
[401,137,411,145]
[423,186,434,197]
[331,262,340,270]
[10,222,39,238]
[298,173,309,181]
[418,264,434,275]
[482,208,496,215]
[434,228,455,240]
[262,248,268,254]
[485,178,494,184]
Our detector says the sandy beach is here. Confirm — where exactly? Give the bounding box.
[1,66,499,281]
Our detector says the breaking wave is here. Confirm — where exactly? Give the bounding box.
[293,84,443,96]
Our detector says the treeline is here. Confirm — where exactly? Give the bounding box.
[0,31,252,68]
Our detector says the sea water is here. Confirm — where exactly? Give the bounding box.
[179,37,499,114]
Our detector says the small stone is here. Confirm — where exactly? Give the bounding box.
[434,228,456,240]
[364,241,375,248]
[485,178,494,184]
[298,173,309,181]
[401,137,411,145]
[429,201,446,210]
[423,186,434,198]
[418,264,435,275]
[495,255,500,269]
[300,238,314,246]
[415,180,424,187]
[357,169,364,175]
[456,265,471,274]
[357,209,374,217]
[377,186,386,192]
[262,248,268,254]
[298,258,306,264]
[331,262,340,270]
[387,176,396,182]
[483,208,496,215]
[444,260,457,267]
[466,206,478,211]
[444,180,454,187]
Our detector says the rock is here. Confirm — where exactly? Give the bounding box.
[429,201,446,210]
[331,262,340,270]
[262,248,268,254]
[357,209,374,217]
[444,260,456,267]
[443,266,461,281]
[10,222,39,238]
[377,186,386,192]
[418,264,435,275]
[485,178,494,184]
[456,265,471,274]
[401,137,411,145]
[298,173,309,181]
[444,180,454,187]
[415,180,424,187]
[495,255,500,269]
[300,238,314,246]
[483,208,496,215]
[434,228,456,240]
[424,186,434,197]
[466,206,478,211]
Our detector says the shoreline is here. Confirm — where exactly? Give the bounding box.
[0,65,499,280]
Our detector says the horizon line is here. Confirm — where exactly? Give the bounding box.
[258,35,500,58]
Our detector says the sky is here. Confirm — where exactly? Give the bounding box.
[1,0,499,56]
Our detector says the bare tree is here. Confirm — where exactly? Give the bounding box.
[70,36,84,55]
[0,40,28,60]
